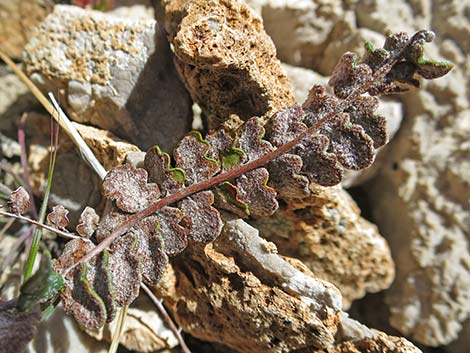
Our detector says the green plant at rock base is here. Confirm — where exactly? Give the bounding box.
[0,30,452,352]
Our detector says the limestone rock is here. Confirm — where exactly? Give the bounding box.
[318,314,422,353]
[157,0,295,127]
[107,4,155,19]
[261,1,424,76]
[261,0,347,74]
[431,0,470,54]
[314,332,422,353]
[355,0,428,35]
[23,5,193,151]
[446,320,470,353]
[157,219,342,353]
[368,35,470,346]
[252,185,395,309]
[0,0,52,59]
[244,0,268,15]
[281,63,328,104]
[157,219,419,353]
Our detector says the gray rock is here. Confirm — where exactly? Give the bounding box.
[281,63,328,104]
[262,0,346,73]
[355,0,428,34]
[23,5,193,151]
[369,44,470,347]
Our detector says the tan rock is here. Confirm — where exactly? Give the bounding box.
[314,332,422,353]
[157,219,418,353]
[0,0,52,59]
[157,219,342,353]
[157,0,295,127]
[253,185,395,309]
[446,320,470,353]
[280,63,328,104]
[0,65,38,135]
[316,313,422,353]
[261,1,425,76]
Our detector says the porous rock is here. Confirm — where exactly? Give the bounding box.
[254,0,468,346]
[0,0,52,59]
[156,219,419,353]
[22,4,193,151]
[252,185,395,309]
[355,0,427,35]
[157,219,341,353]
[281,63,328,104]
[156,0,295,126]
[368,31,470,346]
[431,0,470,54]
[314,332,422,353]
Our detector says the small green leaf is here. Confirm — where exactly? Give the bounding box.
[217,182,250,216]
[145,145,185,194]
[17,252,64,313]
[221,149,243,169]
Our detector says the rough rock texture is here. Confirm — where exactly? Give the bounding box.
[252,185,395,309]
[261,1,416,76]
[157,219,419,353]
[281,63,328,104]
[446,320,470,353]
[152,1,410,350]
[355,0,428,35]
[261,0,343,72]
[22,5,193,151]
[368,48,470,346]
[314,333,421,353]
[0,0,52,59]
[251,0,469,347]
[156,0,295,127]
[157,219,342,353]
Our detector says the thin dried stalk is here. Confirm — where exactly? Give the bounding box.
[142,283,192,353]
